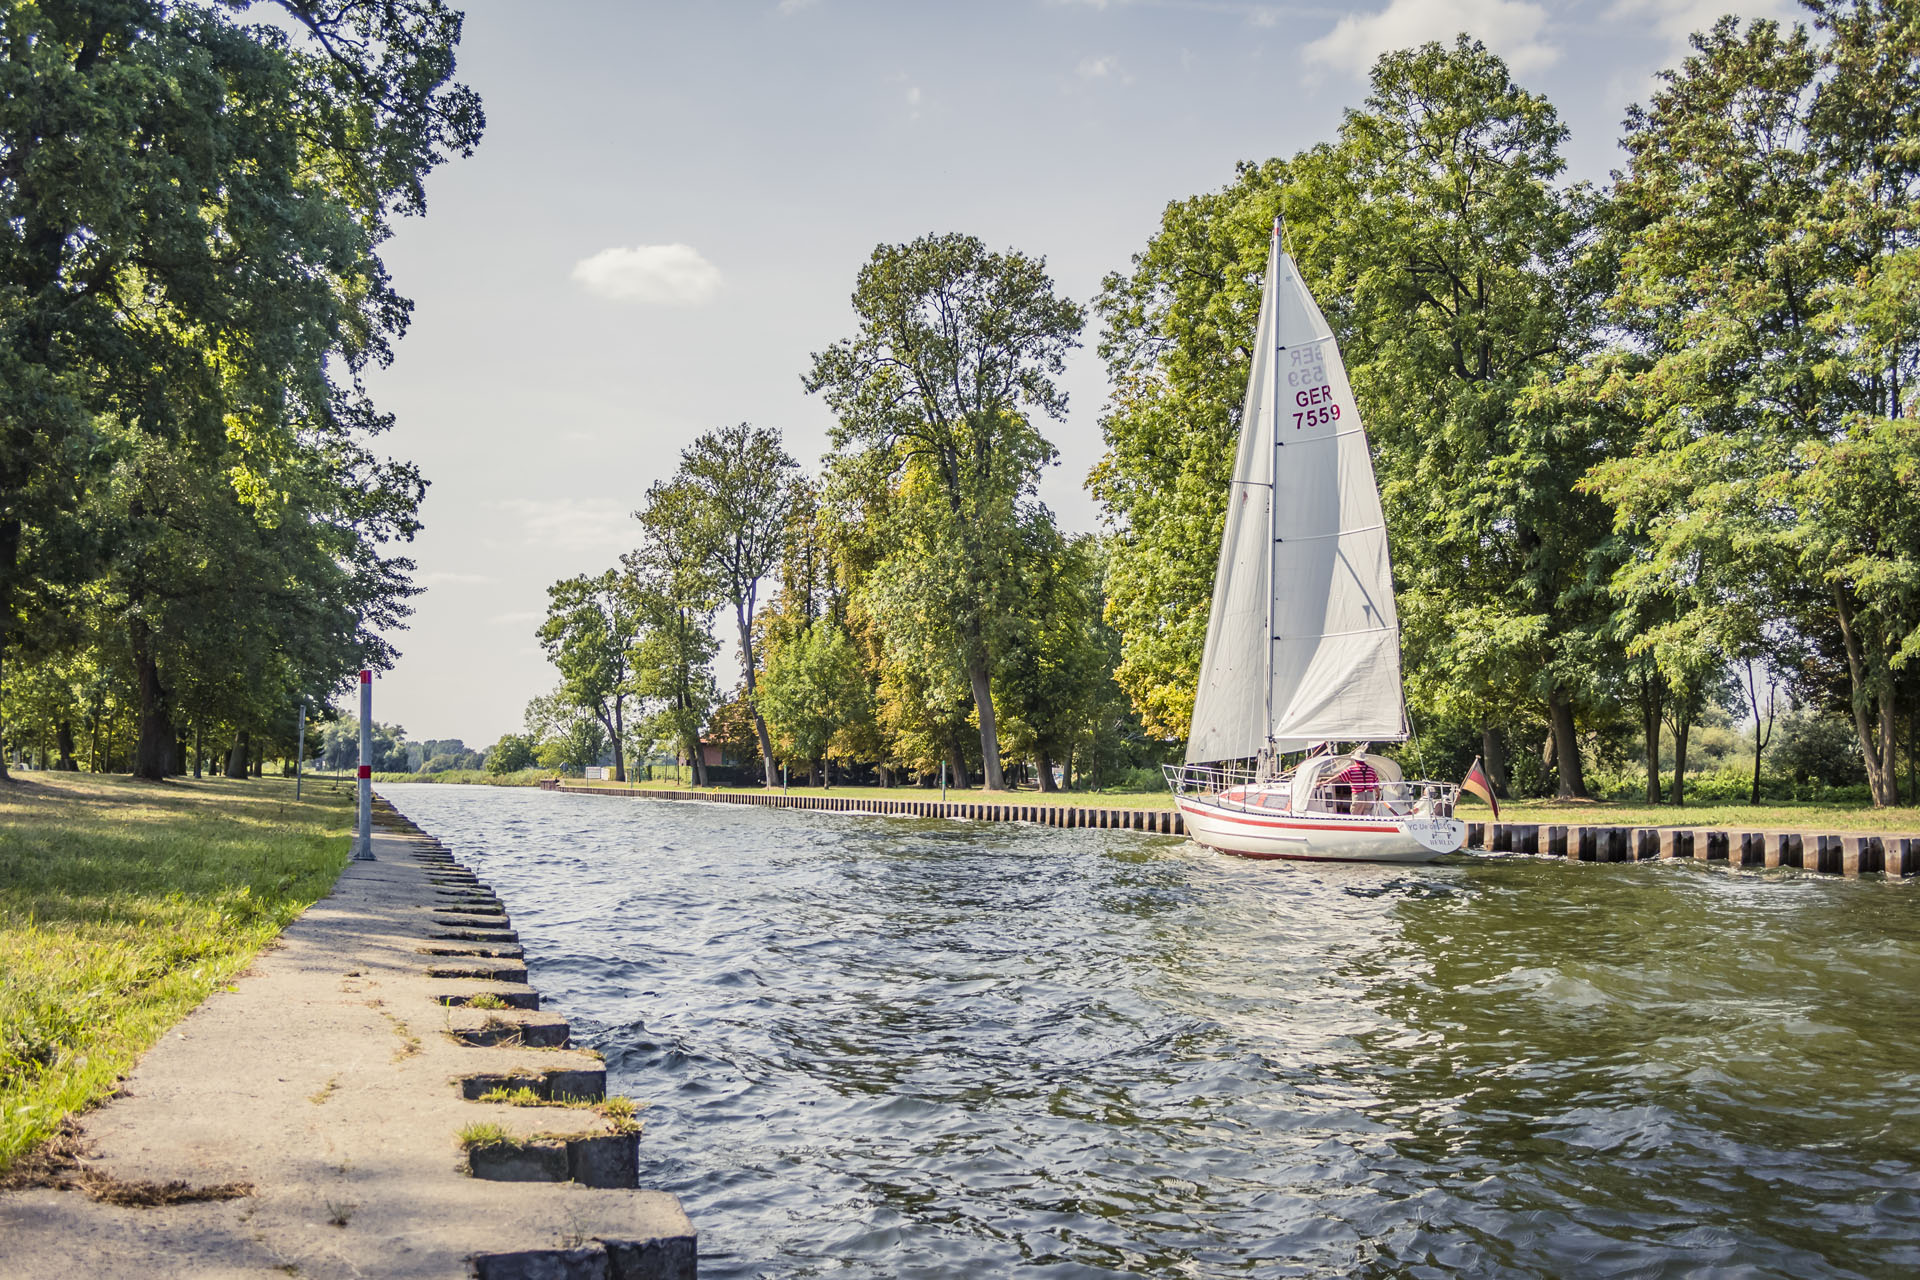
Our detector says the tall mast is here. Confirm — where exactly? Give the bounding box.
[1265,217,1281,773]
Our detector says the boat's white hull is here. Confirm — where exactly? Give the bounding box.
[1177,796,1465,863]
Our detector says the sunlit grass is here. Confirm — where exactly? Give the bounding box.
[1488,797,1920,833]
[0,773,352,1171]
[572,778,1182,808]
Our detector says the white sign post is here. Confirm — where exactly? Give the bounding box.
[354,670,375,860]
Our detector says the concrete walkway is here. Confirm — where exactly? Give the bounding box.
[0,815,694,1279]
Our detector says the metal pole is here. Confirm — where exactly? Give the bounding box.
[295,702,306,800]
[354,670,375,860]
[941,760,947,802]
[782,762,788,793]
[1266,218,1282,781]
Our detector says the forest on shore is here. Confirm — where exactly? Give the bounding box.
[0,0,480,782]
[5,3,1917,810]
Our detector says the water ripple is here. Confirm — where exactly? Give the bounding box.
[381,785,1920,1279]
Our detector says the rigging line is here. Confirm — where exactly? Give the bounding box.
[1404,696,1428,780]
[1273,521,1386,544]
[1281,425,1371,442]
[1271,625,1396,640]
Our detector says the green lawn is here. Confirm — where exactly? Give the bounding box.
[1492,797,1920,834]
[0,773,354,1172]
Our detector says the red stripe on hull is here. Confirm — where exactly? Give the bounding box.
[1174,800,1407,835]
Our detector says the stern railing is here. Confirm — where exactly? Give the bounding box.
[1165,762,1460,819]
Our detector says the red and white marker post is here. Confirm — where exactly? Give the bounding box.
[354,669,375,860]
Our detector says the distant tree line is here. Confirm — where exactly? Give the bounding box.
[0,2,482,781]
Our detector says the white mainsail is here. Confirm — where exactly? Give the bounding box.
[1185,224,1406,764]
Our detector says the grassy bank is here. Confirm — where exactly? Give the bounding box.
[570,777,1181,808]
[1495,797,1920,834]
[369,768,545,787]
[0,773,353,1172]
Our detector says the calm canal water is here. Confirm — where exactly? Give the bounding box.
[380,784,1920,1279]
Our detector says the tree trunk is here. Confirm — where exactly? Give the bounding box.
[1639,663,1663,805]
[737,608,779,787]
[1669,711,1691,806]
[171,733,187,775]
[1036,747,1058,793]
[1745,659,1773,807]
[965,651,1005,791]
[609,697,626,783]
[226,730,250,780]
[55,721,78,770]
[1547,685,1586,798]
[252,738,263,777]
[1480,728,1509,797]
[944,733,970,791]
[193,724,203,779]
[1832,585,1900,806]
[130,617,174,781]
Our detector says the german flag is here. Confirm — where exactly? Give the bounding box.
[1460,756,1500,819]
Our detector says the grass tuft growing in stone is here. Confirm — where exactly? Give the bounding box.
[456,1121,514,1150]
[472,1087,643,1134]
[0,774,352,1173]
[463,993,509,1010]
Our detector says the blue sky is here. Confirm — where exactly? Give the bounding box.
[358,0,1789,745]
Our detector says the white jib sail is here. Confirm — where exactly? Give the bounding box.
[1185,226,1406,764]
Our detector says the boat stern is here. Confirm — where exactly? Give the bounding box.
[1404,816,1467,855]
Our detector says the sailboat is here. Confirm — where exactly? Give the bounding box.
[1164,220,1466,863]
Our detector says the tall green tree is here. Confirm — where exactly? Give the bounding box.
[1284,38,1616,797]
[805,232,1083,792]
[996,523,1118,792]
[538,569,641,783]
[758,619,870,787]
[630,479,721,785]
[668,423,798,786]
[1584,7,1920,806]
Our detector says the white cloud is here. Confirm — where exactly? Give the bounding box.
[570,244,722,306]
[776,0,818,12]
[1077,54,1119,79]
[1607,0,1791,51]
[498,497,636,555]
[888,73,924,119]
[488,610,543,629]
[1304,0,1559,78]
[418,571,492,586]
